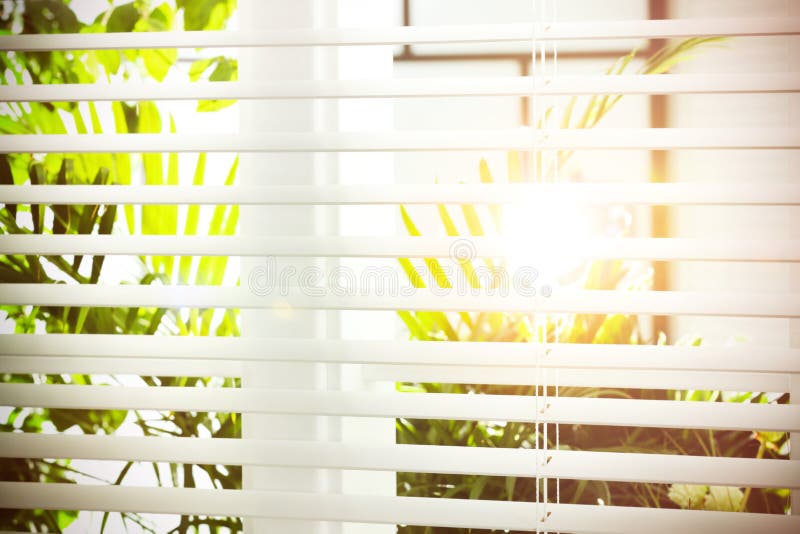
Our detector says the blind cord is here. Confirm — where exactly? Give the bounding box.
[551,0,561,530]
[531,2,542,532]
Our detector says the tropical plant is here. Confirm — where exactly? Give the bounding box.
[1,1,241,532]
[394,38,790,533]
[1,3,791,533]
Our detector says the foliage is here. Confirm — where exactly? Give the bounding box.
[394,39,790,533]
[1,1,240,532]
[1,4,791,533]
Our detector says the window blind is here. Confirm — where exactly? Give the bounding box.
[1,2,799,533]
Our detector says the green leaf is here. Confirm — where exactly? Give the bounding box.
[437,204,479,290]
[436,204,458,236]
[179,153,207,283]
[141,48,177,82]
[73,307,89,334]
[668,484,708,510]
[412,310,438,338]
[71,107,88,135]
[138,101,162,135]
[205,1,235,31]
[209,57,237,82]
[189,58,215,81]
[397,207,429,288]
[591,314,635,344]
[398,206,460,339]
[703,486,744,512]
[400,205,451,288]
[166,118,179,181]
[135,5,178,81]
[180,0,235,31]
[398,310,429,340]
[92,205,116,283]
[479,158,503,232]
[504,476,516,500]
[190,56,238,111]
[459,201,496,275]
[468,476,488,499]
[104,2,139,33]
[196,157,238,285]
[0,155,16,218]
[146,307,167,335]
[201,204,239,286]
[56,509,78,530]
[478,158,493,184]
[87,102,103,134]
[721,391,754,403]
[26,0,80,33]
[28,163,45,234]
[149,2,174,30]
[561,95,578,129]
[115,101,138,135]
[399,204,422,237]
[139,102,167,251]
[52,159,73,235]
[111,102,134,233]
[460,204,484,237]
[72,168,107,270]
[755,430,784,444]
[398,257,426,289]
[430,311,457,340]
[0,115,32,135]
[27,103,68,134]
[197,97,237,113]
[197,97,237,112]
[96,49,121,77]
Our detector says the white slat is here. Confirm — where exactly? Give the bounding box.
[0,18,796,50]
[2,5,797,531]
[0,483,797,533]
[1,433,796,488]
[2,235,797,262]
[362,365,792,392]
[3,129,797,153]
[1,334,797,373]
[2,284,798,317]
[2,74,798,102]
[2,183,798,205]
[0,356,788,392]
[1,384,797,432]
[0,356,243,378]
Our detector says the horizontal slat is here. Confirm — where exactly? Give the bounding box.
[0,355,243,378]
[2,183,798,206]
[3,74,798,102]
[1,356,788,392]
[363,365,792,392]
[2,334,797,373]
[0,483,798,534]
[2,129,798,153]
[1,384,797,431]
[2,284,798,317]
[0,18,796,50]
[3,235,798,262]
[1,433,797,488]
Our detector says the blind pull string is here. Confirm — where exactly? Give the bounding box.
[541,0,551,529]
[531,2,542,532]
[550,1,561,530]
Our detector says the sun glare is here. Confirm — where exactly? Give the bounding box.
[501,197,593,283]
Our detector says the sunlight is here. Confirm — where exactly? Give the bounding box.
[501,196,592,282]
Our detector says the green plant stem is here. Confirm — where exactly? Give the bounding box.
[739,441,766,512]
